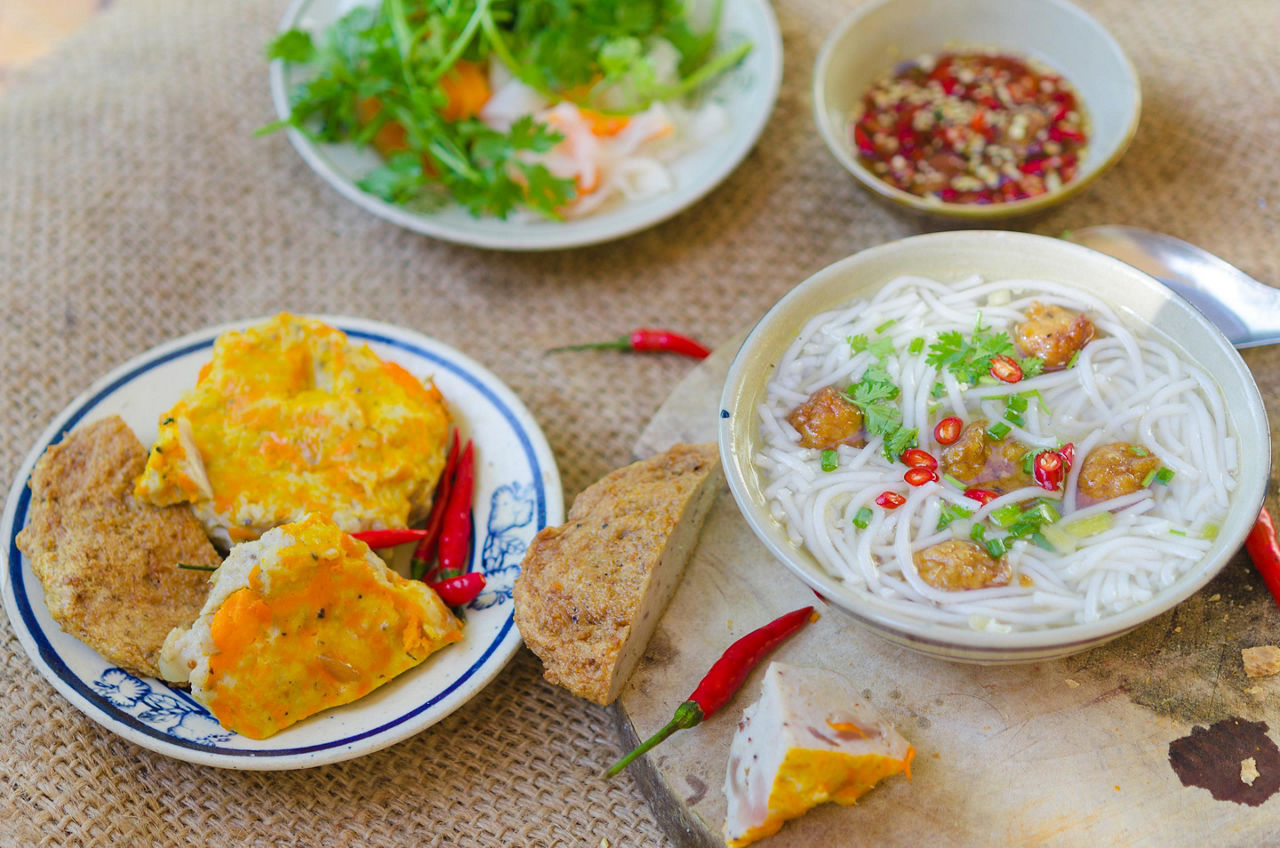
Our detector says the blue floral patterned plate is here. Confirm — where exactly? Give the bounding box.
[0,317,562,769]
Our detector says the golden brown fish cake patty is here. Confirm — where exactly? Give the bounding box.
[15,416,220,678]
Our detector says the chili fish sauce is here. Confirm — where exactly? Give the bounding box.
[851,51,1087,204]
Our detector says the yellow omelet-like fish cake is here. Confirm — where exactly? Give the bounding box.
[159,514,464,739]
[134,313,451,547]
[723,663,914,847]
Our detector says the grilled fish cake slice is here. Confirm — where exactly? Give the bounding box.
[15,416,220,678]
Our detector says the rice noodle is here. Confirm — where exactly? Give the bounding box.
[755,275,1235,630]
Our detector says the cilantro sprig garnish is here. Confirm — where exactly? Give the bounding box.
[844,346,917,461]
[263,0,751,219]
[925,316,1044,385]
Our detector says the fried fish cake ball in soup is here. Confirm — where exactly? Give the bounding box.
[939,421,1031,493]
[1078,442,1162,500]
[940,420,990,482]
[786,386,864,450]
[913,540,1011,590]
[1015,302,1096,369]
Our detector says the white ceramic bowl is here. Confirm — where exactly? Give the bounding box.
[813,0,1141,219]
[718,231,1269,663]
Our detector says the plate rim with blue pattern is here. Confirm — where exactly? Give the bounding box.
[0,316,562,769]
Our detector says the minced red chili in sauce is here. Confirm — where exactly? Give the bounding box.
[852,51,1087,205]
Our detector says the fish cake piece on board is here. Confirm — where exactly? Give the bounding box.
[15,416,221,678]
[514,442,723,705]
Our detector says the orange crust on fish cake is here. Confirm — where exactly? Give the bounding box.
[15,416,220,678]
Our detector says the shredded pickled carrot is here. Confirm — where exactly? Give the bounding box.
[580,108,631,137]
[438,60,490,121]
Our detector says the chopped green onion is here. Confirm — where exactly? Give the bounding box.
[1030,531,1055,552]
[1032,500,1061,524]
[1129,446,1149,457]
[1041,524,1076,553]
[821,449,838,472]
[943,473,967,489]
[1202,524,1220,540]
[984,538,1007,558]
[991,504,1023,527]
[875,319,897,333]
[908,337,925,355]
[977,375,999,386]
[1141,468,1158,487]
[937,502,973,530]
[1155,467,1175,485]
[1065,512,1114,537]
[1004,412,1025,427]
[1169,528,1187,537]
[970,523,987,543]
[1007,395,1029,413]
[867,337,895,358]
[987,421,1011,440]
[1066,349,1081,369]
[852,507,873,529]
[1008,521,1036,539]
[1022,451,1035,474]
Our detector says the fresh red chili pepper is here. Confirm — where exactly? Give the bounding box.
[964,488,999,505]
[1049,124,1086,143]
[411,433,460,579]
[1059,442,1075,471]
[606,606,815,777]
[934,417,962,445]
[876,491,907,509]
[350,528,428,548]
[1246,507,1280,612]
[433,440,475,581]
[548,328,711,360]
[989,355,1023,383]
[1033,450,1064,491]
[853,123,876,157]
[428,572,487,607]
[901,448,938,470]
[904,467,939,487]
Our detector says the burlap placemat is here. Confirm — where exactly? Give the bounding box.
[1,0,1277,845]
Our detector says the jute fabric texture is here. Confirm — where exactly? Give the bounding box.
[1,0,1278,845]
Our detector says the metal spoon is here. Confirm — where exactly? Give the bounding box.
[1068,225,1280,349]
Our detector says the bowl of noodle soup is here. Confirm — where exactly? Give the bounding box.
[719,231,1268,663]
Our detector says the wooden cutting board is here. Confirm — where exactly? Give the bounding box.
[613,341,1280,848]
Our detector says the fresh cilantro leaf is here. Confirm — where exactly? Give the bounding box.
[1019,356,1045,378]
[850,380,898,406]
[357,152,427,204]
[883,427,918,461]
[861,359,894,385]
[925,318,1016,385]
[268,29,316,63]
[847,334,869,353]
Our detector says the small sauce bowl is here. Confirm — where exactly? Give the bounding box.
[813,0,1141,219]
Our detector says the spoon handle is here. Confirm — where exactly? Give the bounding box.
[1070,226,1280,348]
